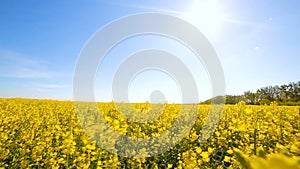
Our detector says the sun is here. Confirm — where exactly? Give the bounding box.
[182,0,224,38]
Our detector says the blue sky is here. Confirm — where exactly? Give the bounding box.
[0,0,299,102]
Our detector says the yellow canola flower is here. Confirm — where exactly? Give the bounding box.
[224,156,231,162]
[227,149,234,154]
[86,144,96,150]
[245,108,252,115]
[290,144,299,153]
[195,147,202,154]
[201,152,210,162]
[208,147,214,154]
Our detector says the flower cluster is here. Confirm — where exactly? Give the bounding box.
[0,99,299,168]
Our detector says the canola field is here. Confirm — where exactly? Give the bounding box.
[0,98,299,168]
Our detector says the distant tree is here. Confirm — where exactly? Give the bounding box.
[279,84,288,102]
[203,81,299,105]
[295,81,300,102]
[244,91,255,104]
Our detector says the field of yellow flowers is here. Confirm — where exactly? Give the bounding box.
[0,98,299,168]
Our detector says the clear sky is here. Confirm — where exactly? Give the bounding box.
[0,0,299,103]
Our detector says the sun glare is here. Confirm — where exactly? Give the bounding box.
[183,0,224,38]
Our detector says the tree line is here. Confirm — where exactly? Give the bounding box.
[204,81,300,105]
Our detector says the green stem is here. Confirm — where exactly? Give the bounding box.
[253,128,257,155]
